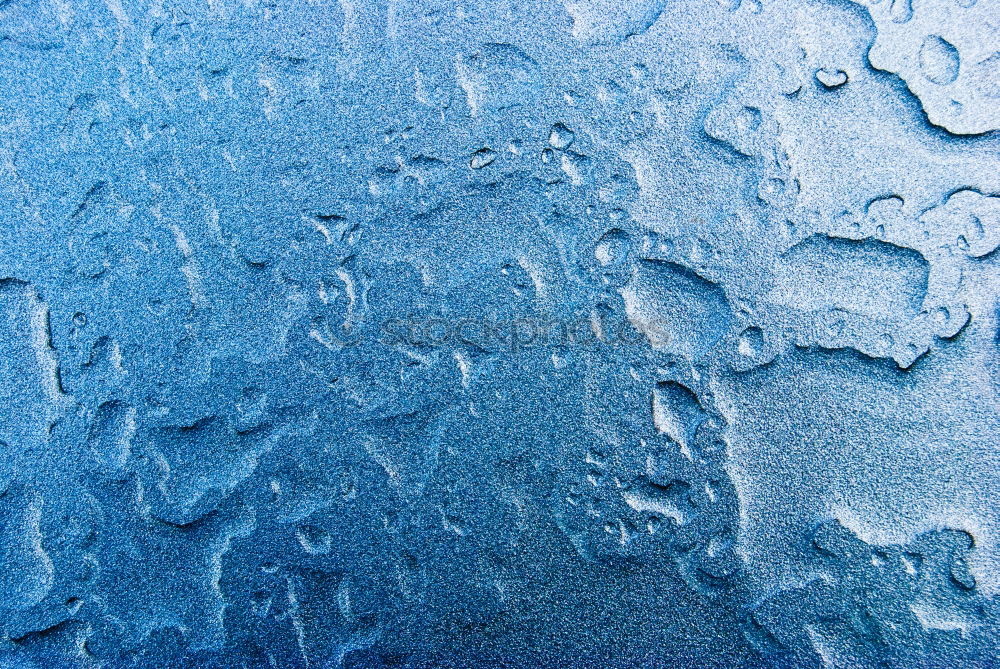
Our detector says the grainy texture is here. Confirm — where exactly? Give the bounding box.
[0,0,998,666]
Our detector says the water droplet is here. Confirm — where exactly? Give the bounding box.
[920,35,960,85]
[902,552,923,576]
[951,559,976,590]
[296,524,332,555]
[470,148,497,169]
[890,0,913,23]
[815,68,848,89]
[548,122,575,149]
[737,327,764,358]
[595,229,631,266]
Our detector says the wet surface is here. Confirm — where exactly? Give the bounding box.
[0,0,998,666]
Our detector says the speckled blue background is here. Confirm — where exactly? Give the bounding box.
[1,0,998,666]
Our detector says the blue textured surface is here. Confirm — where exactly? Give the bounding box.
[1,0,999,666]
